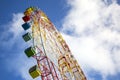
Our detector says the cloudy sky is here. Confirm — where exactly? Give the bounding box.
[0,0,120,80]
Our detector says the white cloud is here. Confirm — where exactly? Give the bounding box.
[9,14,24,37]
[62,0,120,79]
[0,13,24,48]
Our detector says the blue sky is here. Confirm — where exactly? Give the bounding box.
[0,0,120,80]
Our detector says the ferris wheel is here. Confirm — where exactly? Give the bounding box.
[21,7,86,80]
